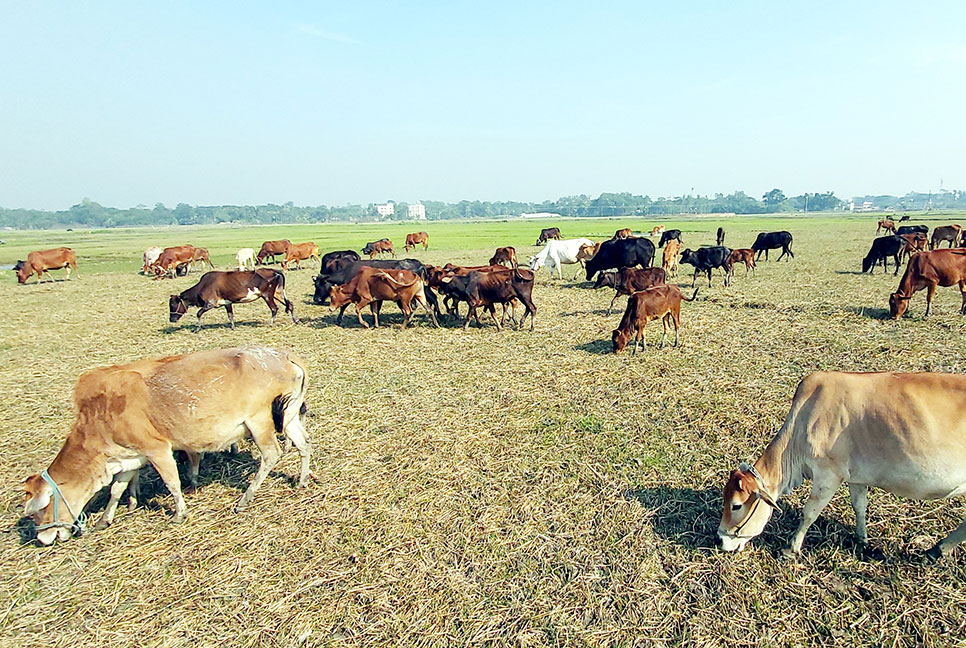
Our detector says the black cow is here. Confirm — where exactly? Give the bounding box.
[680,246,733,287]
[751,231,794,261]
[862,235,905,275]
[584,238,656,281]
[320,250,361,275]
[658,229,682,248]
[896,225,929,237]
[716,227,725,246]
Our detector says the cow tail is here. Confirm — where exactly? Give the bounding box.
[683,288,699,302]
[272,353,309,437]
[272,269,295,312]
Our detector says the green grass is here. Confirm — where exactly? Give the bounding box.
[1,213,965,647]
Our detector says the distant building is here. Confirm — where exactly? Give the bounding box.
[849,201,877,212]
[408,202,426,220]
[520,212,562,219]
[376,202,395,218]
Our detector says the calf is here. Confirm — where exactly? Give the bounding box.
[862,235,905,275]
[142,247,162,274]
[329,266,438,328]
[489,246,518,268]
[236,248,256,271]
[592,271,619,290]
[899,233,928,261]
[427,264,513,319]
[680,246,733,287]
[605,266,667,315]
[658,229,682,248]
[405,231,429,251]
[257,240,291,264]
[281,242,320,270]
[728,248,756,277]
[536,227,561,245]
[612,284,698,353]
[151,245,198,278]
[187,247,214,273]
[651,225,666,238]
[362,238,395,259]
[169,269,297,329]
[889,248,966,318]
[876,219,896,235]
[662,239,680,277]
[16,247,78,284]
[440,268,536,331]
[931,224,963,249]
[752,231,794,261]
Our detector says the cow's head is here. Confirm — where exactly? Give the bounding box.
[611,328,631,353]
[313,274,333,304]
[679,249,697,265]
[22,473,73,545]
[861,255,874,273]
[169,295,188,322]
[329,285,351,311]
[15,264,30,283]
[528,255,543,271]
[718,464,779,552]
[889,292,910,319]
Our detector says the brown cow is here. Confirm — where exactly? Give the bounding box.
[931,225,963,249]
[362,239,395,259]
[438,267,537,331]
[577,242,602,267]
[16,247,78,284]
[426,264,517,321]
[889,249,966,319]
[605,266,667,315]
[535,227,561,245]
[169,269,297,329]
[899,233,928,260]
[404,232,429,252]
[489,246,518,268]
[150,245,198,279]
[662,238,680,277]
[728,248,756,277]
[187,247,214,273]
[612,284,698,354]
[281,242,320,270]
[876,219,896,235]
[329,266,438,328]
[613,228,632,240]
[257,240,292,265]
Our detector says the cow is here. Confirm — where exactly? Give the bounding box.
[718,371,966,560]
[426,264,515,320]
[613,228,632,240]
[931,224,963,249]
[439,267,536,331]
[404,231,429,252]
[21,346,310,545]
[169,269,297,330]
[535,227,561,245]
[16,247,78,284]
[362,238,395,259]
[320,250,361,275]
[876,219,896,235]
[604,266,667,315]
[889,248,966,319]
[187,247,214,273]
[577,242,602,264]
[529,238,596,279]
[662,239,680,277]
[896,225,928,237]
[312,258,429,306]
[592,271,619,290]
[861,235,905,275]
[281,242,320,270]
[328,266,438,328]
[584,237,656,282]
[658,229,682,248]
[489,246,518,268]
[898,233,928,261]
[611,284,698,354]
[716,227,726,246]
[728,248,756,277]
[680,246,734,287]
[752,231,794,261]
[651,225,666,238]
[256,240,291,265]
[142,247,162,274]
[236,248,256,271]
[150,245,198,279]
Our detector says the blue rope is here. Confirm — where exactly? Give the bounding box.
[35,470,87,534]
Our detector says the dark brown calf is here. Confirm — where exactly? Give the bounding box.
[606,266,667,315]
[612,284,698,354]
[728,248,756,277]
[16,247,78,284]
[169,269,297,329]
[439,268,536,331]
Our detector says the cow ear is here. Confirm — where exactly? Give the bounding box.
[23,475,52,515]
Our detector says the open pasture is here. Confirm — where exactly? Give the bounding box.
[1,215,965,647]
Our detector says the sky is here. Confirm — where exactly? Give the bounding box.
[1,1,965,210]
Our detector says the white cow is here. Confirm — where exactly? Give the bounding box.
[141,246,162,274]
[719,371,966,560]
[236,247,256,270]
[528,238,596,279]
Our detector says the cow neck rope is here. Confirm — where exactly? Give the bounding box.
[35,470,87,534]
[728,462,782,539]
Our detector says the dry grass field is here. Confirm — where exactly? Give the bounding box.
[1,215,965,648]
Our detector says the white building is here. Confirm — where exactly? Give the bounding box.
[408,202,426,220]
[376,202,395,218]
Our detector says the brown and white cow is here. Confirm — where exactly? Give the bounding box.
[889,248,966,318]
[281,242,320,270]
[257,240,292,265]
[651,225,666,238]
[169,269,297,329]
[16,247,78,284]
[329,266,438,328]
[404,231,429,252]
[142,247,163,274]
[150,245,198,279]
[21,346,311,544]
[719,371,966,559]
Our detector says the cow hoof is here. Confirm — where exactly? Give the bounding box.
[170,513,186,524]
[234,503,249,513]
[780,547,800,561]
[924,544,944,562]
[94,518,112,531]
[859,544,886,561]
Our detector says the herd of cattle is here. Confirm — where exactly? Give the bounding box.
[11,220,966,560]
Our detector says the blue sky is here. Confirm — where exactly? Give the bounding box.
[1,1,964,209]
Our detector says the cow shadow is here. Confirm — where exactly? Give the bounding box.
[834,270,868,276]
[560,308,616,318]
[845,306,891,320]
[160,320,264,334]
[574,339,613,355]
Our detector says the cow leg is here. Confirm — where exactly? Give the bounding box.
[672,309,681,347]
[892,254,901,276]
[691,270,698,288]
[355,304,370,328]
[706,269,712,288]
[928,517,966,559]
[786,472,842,555]
[195,304,216,331]
[236,415,283,512]
[924,283,937,318]
[398,299,412,328]
[960,281,966,315]
[261,294,279,325]
[147,449,188,523]
[185,451,202,491]
[463,303,478,330]
[371,301,381,328]
[659,313,669,349]
[224,304,235,329]
[418,295,439,327]
[127,470,140,511]
[608,292,620,315]
[848,482,869,547]
[95,469,139,530]
[337,303,350,326]
[488,304,502,331]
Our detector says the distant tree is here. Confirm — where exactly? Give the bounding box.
[762,188,786,207]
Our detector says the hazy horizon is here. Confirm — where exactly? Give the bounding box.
[2,2,964,211]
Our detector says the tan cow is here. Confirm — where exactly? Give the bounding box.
[405,231,429,251]
[661,238,680,276]
[16,247,78,284]
[281,242,320,270]
[719,372,966,560]
[651,225,666,238]
[21,346,311,545]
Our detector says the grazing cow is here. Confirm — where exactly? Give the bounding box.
[404,231,429,252]
[592,271,619,290]
[604,266,667,315]
[362,238,395,259]
[651,225,666,238]
[718,371,966,559]
[889,248,966,319]
[320,250,361,275]
[489,246,518,268]
[329,267,438,328]
[439,267,536,331]
[896,225,928,237]
[861,235,905,275]
[281,242,320,270]
[21,346,310,544]
[16,247,78,284]
[658,229,682,248]
[150,245,196,278]
[613,228,632,240]
[716,227,725,246]
[169,269,297,329]
[535,227,561,245]
[899,233,928,261]
[427,264,514,320]
[528,238,596,279]
[187,247,214,273]
[680,246,734,287]
[236,248,256,271]
[752,231,794,261]
[577,241,602,264]
[584,238,656,281]
[612,284,698,354]
[257,240,291,265]
[931,224,963,249]
[142,247,162,274]
[728,248,756,277]
[876,219,896,235]
[662,239,680,277]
